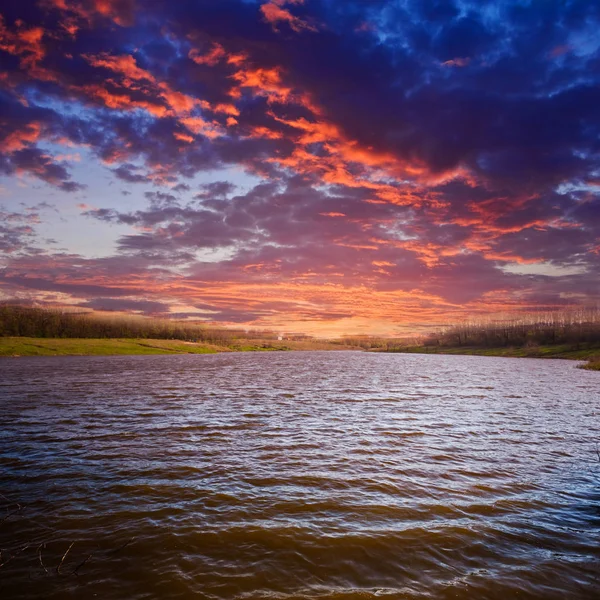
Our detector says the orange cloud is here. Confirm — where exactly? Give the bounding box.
[213,103,240,116]
[174,132,194,143]
[334,239,379,251]
[43,0,136,27]
[189,43,226,66]
[81,83,168,117]
[0,15,56,81]
[373,261,394,270]
[93,0,136,26]
[231,66,292,103]
[86,52,154,82]
[179,116,223,139]
[158,84,200,114]
[260,0,316,33]
[483,252,544,264]
[81,52,242,139]
[3,122,42,152]
[188,40,451,202]
[250,126,283,139]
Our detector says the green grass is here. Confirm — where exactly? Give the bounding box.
[0,337,360,357]
[0,337,230,357]
[5,336,597,366]
[383,343,600,370]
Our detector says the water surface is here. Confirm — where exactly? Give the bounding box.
[1,352,599,599]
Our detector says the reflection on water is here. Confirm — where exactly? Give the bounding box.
[0,352,599,599]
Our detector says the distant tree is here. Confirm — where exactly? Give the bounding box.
[425,307,600,349]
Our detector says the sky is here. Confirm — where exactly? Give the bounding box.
[0,0,599,337]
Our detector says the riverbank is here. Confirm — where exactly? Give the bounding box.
[0,337,361,356]
[380,344,600,370]
[2,338,599,368]
[0,337,229,356]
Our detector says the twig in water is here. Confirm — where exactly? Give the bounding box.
[56,541,75,575]
[106,537,135,557]
[37,543,48,574]
[0,542,30,568]
[72,553,93,576]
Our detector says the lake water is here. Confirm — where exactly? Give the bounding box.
[1,352,599,599]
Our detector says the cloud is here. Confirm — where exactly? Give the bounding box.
[78,297,169,313]
[0,206,38,253]
[2,146,85,191]
[260,0,316,34]
[0,0,599,333]
[112,163,147,183]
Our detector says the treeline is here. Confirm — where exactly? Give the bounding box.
[422,308,600,348]
[0,305,422,350]
[0,305,277,344]
[340,335,421,350]
[10,304,599,351]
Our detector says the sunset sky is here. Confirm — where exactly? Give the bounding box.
[1,0,599,336]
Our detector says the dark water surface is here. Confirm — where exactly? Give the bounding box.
[1,352,599,599]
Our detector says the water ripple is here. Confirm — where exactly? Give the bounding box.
[0,352,599,599]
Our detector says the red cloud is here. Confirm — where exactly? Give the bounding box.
[45,0,136,27]
[189,43,226,66]
[86,52,154,82]
[260,0,316,33]
[2,122,42,152]
[0,15,54,80]
[93,0,136,27]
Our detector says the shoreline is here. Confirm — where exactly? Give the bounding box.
[377,344,600,370]
[1,337,598,370]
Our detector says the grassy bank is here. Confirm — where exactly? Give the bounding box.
[0,337,231,357]
[3,336,599,367]
[582,358,600,371]
[230,340,360,352]
[0,337,362,356]
[381,343,600,370]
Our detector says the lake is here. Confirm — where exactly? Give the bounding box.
[1,352,599,599]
